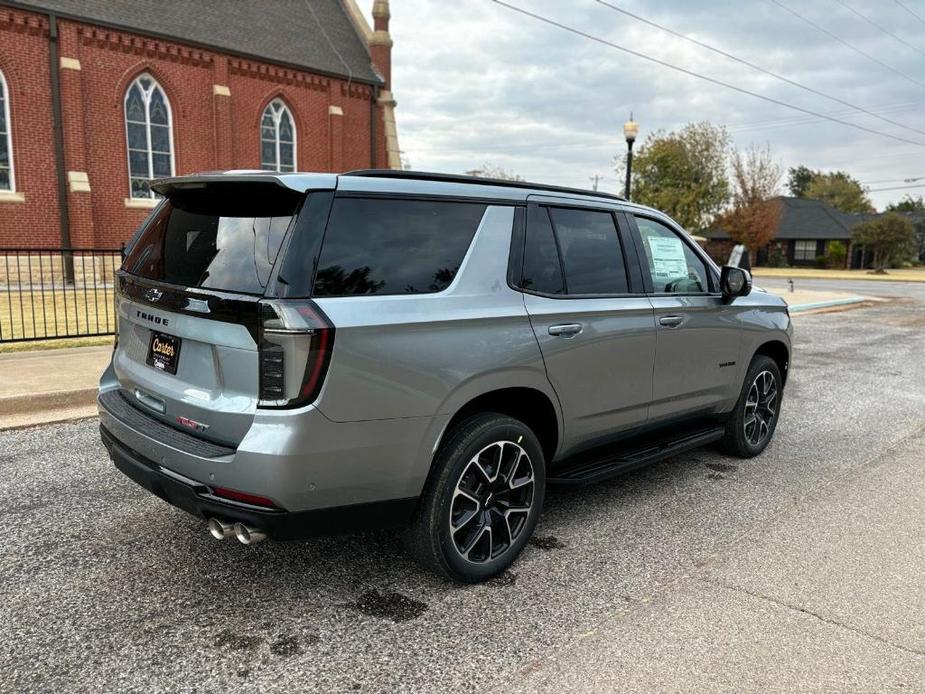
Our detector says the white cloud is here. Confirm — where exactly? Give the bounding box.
[362,0,925,209]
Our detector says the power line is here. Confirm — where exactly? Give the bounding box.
[767,0,925,91]
[833,0,925,58]
[592,0,925,139]
[491,1,925,148]
[895,0,925,27]
[865,183,925,193]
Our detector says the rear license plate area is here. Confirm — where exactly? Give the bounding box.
[146,331,181,375]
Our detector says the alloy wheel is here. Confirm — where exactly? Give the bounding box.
[744,370,778,446]
[449,440,535,563]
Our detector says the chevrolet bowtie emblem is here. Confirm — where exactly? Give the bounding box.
[145,287,163,303]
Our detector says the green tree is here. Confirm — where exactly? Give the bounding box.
[617,122,730,231]
[886,196,925,263]
[805,171,873,213]
[885,195,925,213]
[825,240,847,269]
[851,212,915,272]
[787,165,816,197]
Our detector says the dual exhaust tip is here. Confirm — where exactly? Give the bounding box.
[207,518,266,545]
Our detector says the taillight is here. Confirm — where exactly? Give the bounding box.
[211,486,280,509]
[257,299,334,408]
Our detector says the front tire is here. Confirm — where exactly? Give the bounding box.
[720,355,783,458]
[405,413,546,583]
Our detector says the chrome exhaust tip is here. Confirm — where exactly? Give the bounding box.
[233,522,267,545]
[207,518,235,540]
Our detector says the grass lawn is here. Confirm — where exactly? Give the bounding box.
[751,267,925,282]
[0,286,117,345]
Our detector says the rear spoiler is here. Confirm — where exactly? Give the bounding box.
[151,172,337,197]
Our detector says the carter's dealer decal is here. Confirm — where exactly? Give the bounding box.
[649,236,688,281]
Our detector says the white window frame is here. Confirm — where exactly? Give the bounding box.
[793,240,816,262]
[124,73,176,199]
[260,99,297,172]
[0,69,14,192]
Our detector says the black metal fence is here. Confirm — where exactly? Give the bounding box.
[0,248,123,343]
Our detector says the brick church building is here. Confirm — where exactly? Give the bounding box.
[0,0,400,249]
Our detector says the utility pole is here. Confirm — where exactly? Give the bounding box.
[589,174,601,191]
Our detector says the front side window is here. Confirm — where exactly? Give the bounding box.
[260,99,296,172]
[0,70,13,191]
[549,207,629,295]
[635,216,709,293]
[313,198,486,297]
[124,74,174,199]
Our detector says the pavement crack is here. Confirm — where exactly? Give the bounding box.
[700,577,925,659]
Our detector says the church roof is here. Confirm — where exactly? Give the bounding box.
[8,0,381,84]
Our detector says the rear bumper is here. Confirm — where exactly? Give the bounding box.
[100,424,417,539]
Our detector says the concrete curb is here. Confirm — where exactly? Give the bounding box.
[0,387,98,416]
[788,296,868,313]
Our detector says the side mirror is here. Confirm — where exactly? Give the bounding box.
[720,265,752,299]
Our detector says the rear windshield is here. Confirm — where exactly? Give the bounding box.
[312,198,486,297]
[122,185,300,295]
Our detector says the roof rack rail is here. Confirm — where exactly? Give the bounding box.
[342,169,625,202]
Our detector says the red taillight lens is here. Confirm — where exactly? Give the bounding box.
[258,299,334,409]
[211,486,280,509]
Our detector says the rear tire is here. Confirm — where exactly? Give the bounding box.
[405,412,546,583]
[720,355,783,458]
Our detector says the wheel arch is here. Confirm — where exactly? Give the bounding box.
[436,386,561,465]
[754,339,790,385]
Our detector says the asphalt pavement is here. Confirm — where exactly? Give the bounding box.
[2,293,924,693]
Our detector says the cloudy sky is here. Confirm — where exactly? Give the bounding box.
[358,0,925,210]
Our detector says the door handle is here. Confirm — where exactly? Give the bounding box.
[658,315,685,328]
[548,323,583,338]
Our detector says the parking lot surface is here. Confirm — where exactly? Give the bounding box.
[3,298,924,693]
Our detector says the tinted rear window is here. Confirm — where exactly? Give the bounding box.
[549,207,628,295]
[123,186,299,295]
[312,198,486,297]
[522,206,565,294]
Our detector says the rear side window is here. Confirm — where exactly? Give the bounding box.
[312,198,486,297]
[522,207,565,294]
[123,185,299,295]
[549,207,628,295]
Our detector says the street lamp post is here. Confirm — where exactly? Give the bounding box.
[623,114,638,200]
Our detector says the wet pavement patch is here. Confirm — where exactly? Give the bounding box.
[488,571,517,586]
[529,535,566,550]
[353,590,428,623]
[214,630,262,652]
[269,635,302,657]
[705,462,738,473]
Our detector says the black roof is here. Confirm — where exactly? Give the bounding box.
[344,170,627,202]
[9,0,380,84]
[707,196,858,241]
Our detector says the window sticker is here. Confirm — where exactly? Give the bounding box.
[648,236,688,281]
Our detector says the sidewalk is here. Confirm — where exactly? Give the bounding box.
[0,345,110,429]
[767,287,873,313]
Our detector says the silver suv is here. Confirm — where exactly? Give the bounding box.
[99,170,791,582]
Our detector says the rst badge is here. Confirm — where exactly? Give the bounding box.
[176,415,209,433]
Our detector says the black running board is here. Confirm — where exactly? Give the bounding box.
[547,426,724,487]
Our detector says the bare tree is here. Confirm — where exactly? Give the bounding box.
[465,163,524,181]
[719,145,783,256]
